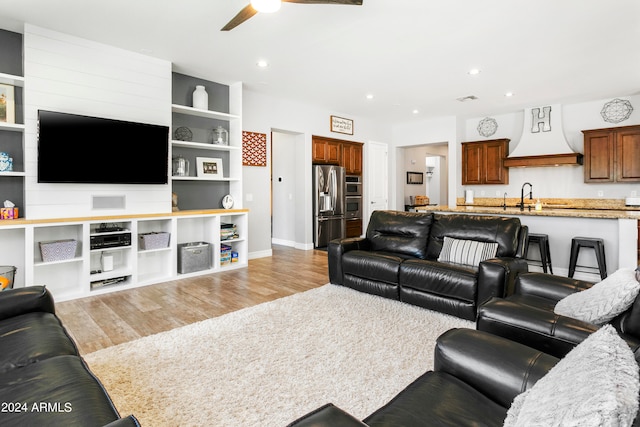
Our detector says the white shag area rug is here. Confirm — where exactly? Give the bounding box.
[85,284,473,426]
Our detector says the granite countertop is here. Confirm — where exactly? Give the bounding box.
[415,198,640,219]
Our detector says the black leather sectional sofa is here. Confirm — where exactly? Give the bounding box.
[0,286,139,426]
[478,271,640,361]
[287,328,559,427]
[328,210,529,320]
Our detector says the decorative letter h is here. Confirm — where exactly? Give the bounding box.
[531,106,552,133]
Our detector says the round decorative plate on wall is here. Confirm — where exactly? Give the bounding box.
[477,117,498,137]
[222,194,234,209]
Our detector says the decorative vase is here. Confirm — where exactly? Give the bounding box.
[172,156,189,177]
[192,85,208,110]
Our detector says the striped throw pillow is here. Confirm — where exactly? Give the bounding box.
[437,237,498,266]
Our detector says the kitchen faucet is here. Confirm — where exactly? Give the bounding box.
[518,182,533,211]
[503,192,507,210]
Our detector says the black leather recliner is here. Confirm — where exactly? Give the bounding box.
[0,286,139,427]
[287,328,558,427]
[477,271,640,361]
[329,210,529,320]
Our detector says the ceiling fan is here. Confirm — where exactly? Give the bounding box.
[221,0,363,31]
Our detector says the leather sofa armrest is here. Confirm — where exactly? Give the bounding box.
[477,257,529,305]
[0,285,55,321]
[286,403,368,427]
[514,272,593,302]
[477,298,599,359]
[103,415,141,427]
[434,328,558,408]
[328,237,371,285]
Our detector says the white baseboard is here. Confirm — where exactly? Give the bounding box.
[271,239,315,251]
[249,249,273,260]
[271,238,296,247]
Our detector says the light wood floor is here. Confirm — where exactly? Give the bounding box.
[56,246,329,354]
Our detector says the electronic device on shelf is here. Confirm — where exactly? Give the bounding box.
[90,232,131,250]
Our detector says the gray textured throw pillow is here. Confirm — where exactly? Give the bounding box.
[554,268,640,325]
[504,325,639,427]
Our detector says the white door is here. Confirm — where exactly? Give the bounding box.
[366,141,388,226]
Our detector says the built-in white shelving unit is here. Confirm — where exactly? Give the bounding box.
[0,30,249,302]
[2,210,248,301]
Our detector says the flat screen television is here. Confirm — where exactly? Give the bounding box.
[38,110,169,184]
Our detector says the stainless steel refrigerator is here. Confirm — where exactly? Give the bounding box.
[313,165,346,248]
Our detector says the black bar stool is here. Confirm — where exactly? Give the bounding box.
[523,233,553,274]
[568,237,607,280]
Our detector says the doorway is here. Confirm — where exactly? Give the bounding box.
[399,142,449,209]
[271,130,306,249]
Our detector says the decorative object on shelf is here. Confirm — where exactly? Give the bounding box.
[477,117,498,137]
[172,192,179,211]
[1,200,17,220]
[172,156,190,177]
[330,115,354,135]
[211,126,229,145]
[406,171,424,185]
[196,157,223,179]
[192,85,208,110]
[174,126,193,141]
[0,84,15,123]
[0,152,13,172]
[101,252,114,272]
[601,98,633,123]
[222,194,234,209]
[242,131,267,166]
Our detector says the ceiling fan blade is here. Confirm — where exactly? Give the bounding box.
[283,0,363,5]
[221,4,258,31]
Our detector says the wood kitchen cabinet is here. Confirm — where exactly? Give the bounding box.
[346,218,362,238]
[342,142,363,175]
[461,139,509,185]
[312,136,341,165]
[583,125,640,183]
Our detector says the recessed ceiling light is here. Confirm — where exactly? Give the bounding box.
[468,68,481,75]
[505,92,514,97]
[257,60,269,68]
[366,94,374,100]
[412,109,420,114]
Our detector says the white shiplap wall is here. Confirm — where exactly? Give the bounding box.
[24,24,172,219]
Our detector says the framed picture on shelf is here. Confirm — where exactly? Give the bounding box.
[196,157,223,179]
[406,171,424,185]
[0,84,15,123]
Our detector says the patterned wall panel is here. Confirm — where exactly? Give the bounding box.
[242,131,267,167]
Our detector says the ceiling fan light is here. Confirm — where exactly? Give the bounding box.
[251,0,282,13]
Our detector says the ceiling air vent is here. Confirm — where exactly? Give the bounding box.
[456,95,478,102]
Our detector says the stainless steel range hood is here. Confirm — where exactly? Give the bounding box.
[504,105,583,168]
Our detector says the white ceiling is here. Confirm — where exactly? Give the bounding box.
[0,0,638,124]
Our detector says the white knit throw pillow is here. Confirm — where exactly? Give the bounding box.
[554,268,640,325]
[504,325,639,427]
